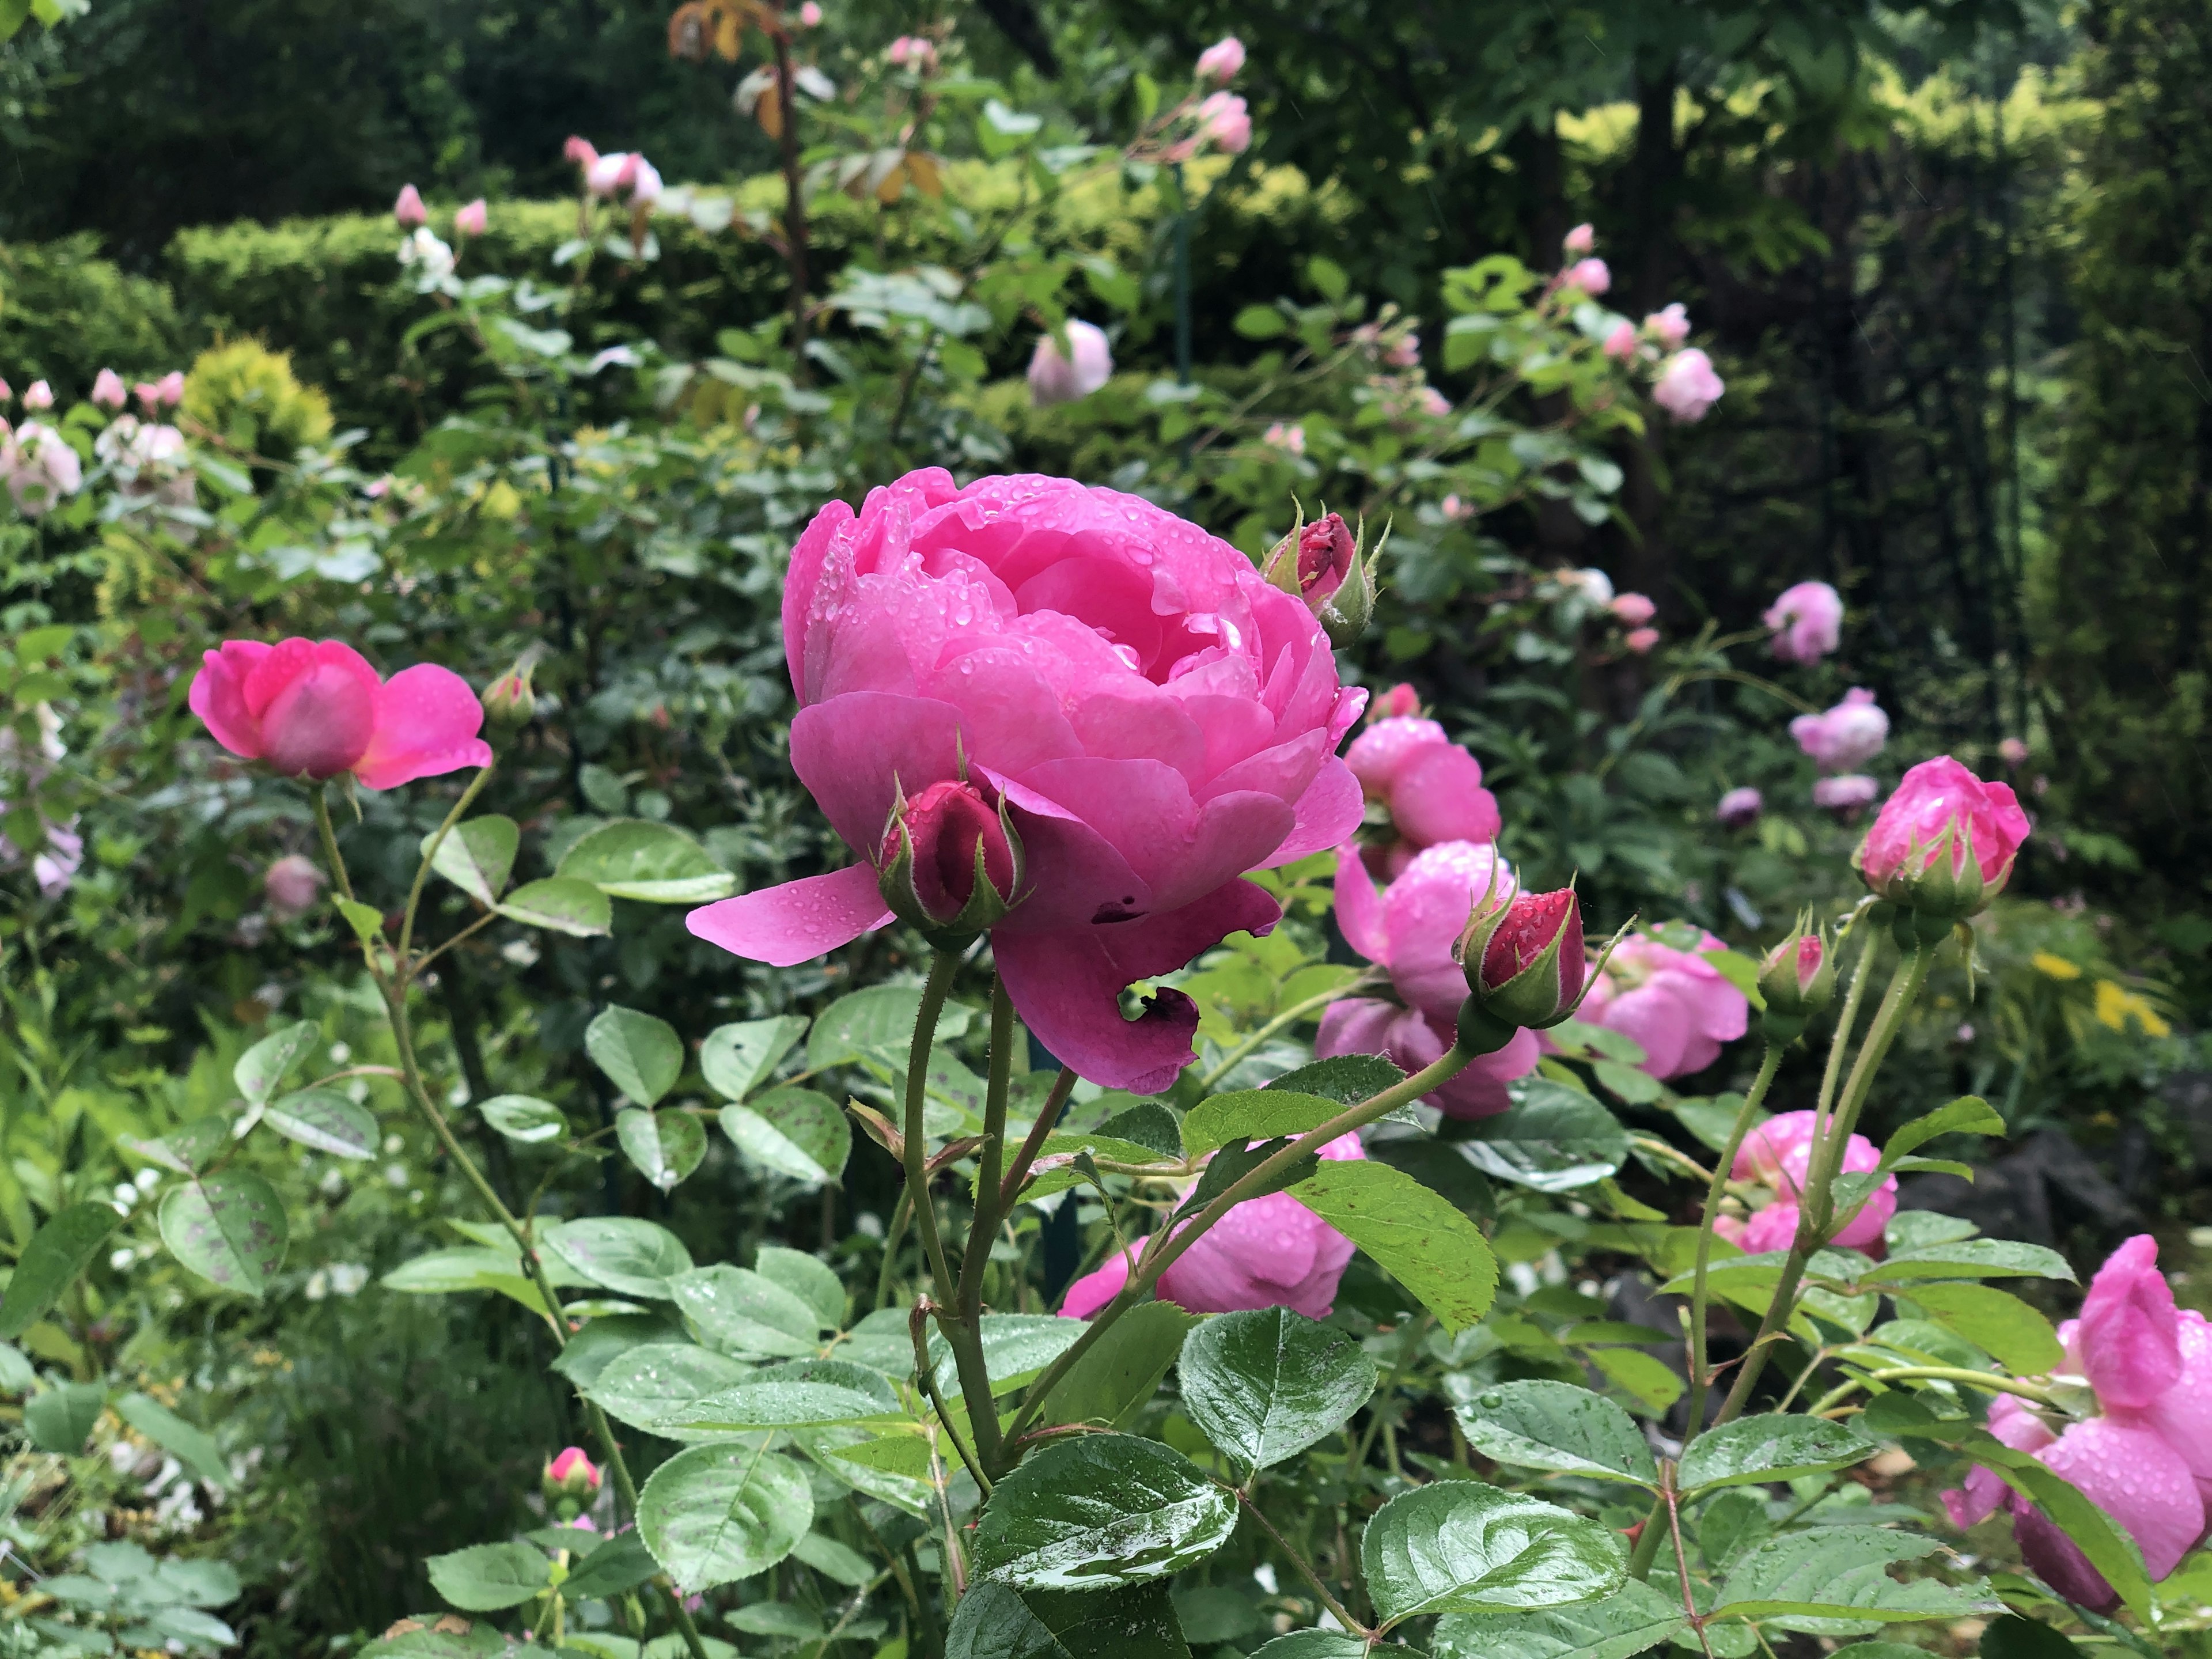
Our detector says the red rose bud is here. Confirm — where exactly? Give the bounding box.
[543,1446,601,1516]
[1455,880,1588,1048]
[1263,507,1380,646]
[1757,912,1835,1041]
[482,657,538,728]
[1297,513,1355,603]
[879,778,1022,938]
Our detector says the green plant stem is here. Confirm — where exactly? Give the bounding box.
[1808,1365,2059,1418]
[1716,944,1933,1425]
[1683,1044,1783,1434]
[957,978,1016,1323]
[874,1189,914,1312]
[1195,970,1381,1092]
[909,1304,991,1495]
[397,763,497,968]
[1233,1488,1369,1638]
[999,1041,1479,1459]
[903,950,963,1306]
[996,1066,1078,1211]
[1349,1313,1431,1475]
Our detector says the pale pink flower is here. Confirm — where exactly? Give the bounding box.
[1195,35,1244,82]
[586,152,637,197]
[393,184,427,229]
[1624,627,1660,655]
[1764,579,1843,663]
[1574,931,1748,1080]
[1197,91,1251,153]
[1603,320,1637,360]
[1440,493,1472,522]
[1999,737,2029,767]
[1644,303,1690,347]
[90,369,126,410]
[1715,786,1762,830]
[1563,223,1596,256]
[1610,592,1656,627]
[887,35,938,71]
[3,422,82,516]
[1027,320,1113,406]
[1653,347,1724,422]
[1790,687,1889,772]
[798,1,823,24]
[1565,257,1610,296]
[264,855,326,920]
[564,135,600,169]
[1417,387,1449,417]
[22,381,52,411]
[1813,774,1879,819]
[454,199,488,237]
[1263,422,1305,456]
[1343,717,1499,865]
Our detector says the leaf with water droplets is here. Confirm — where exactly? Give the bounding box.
[617,1108,707,1191]
[158,1173,287,1298]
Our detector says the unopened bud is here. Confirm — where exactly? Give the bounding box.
[1263,507,1381,646]
[543,1446,601,1517]
[1758,912,1835,1042]
[483,653,540,726]
[1453,870,1597,1051]
[879,778,1022,941]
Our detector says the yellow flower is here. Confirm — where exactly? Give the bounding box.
[2032,951,2082,980]
[2094,980,2172,1039]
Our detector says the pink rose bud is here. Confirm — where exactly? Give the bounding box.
[394,184,428,228]
[1854,755,2031,927]
[1653,347,1725,422]
[1998,736,2029,767]
[799,0,823,22]
[1764,578,1843,663]
[887,35,938,71]
[0,378,12,402]
[565,134,600,168]
[1623,627,1660,655]
[454,198,488,237]
[264,854,327,921]
[1610,592,1656,627]
[1757,913,1835,1040]
[547,1446,602,1491]
[586,151,634,197]
[1563,223,1596,256]
[22,381,52,411]
[1195,35,1244,82]
[188,638,494,790]
[1027,320,1113,407]
[1458,882,1589,1046]
[134,381,162,412]
[1603,320,1638,360]
[1715,786,1763,830]
[1376,684,1419,720]
[1293,512,1354,603]
[1263,510,1373,645]
[482,658,537,727]
[1440,492,1472,521]
[1645,302,1691,347]
[1565,257,1610,296]
[91,369,126,410]
[878,777,1022,937]
[1813,774,1879,819]
[155,371,184,407]
[2076,1235,2182,1410]
[1197,91,1251,154]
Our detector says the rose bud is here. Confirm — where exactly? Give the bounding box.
[264,854,327,921]
[1715,786,1762,830]
[454,198,488,237]
[543,1446,601,1517]
[91,369,127,411]
[1854,756,2031,935]
[393,184,428,229]
[22,381,52,411]
[1757,911,1836,1042]
[482,653,539,726]
[878,777,1022,940]
[1262,508,1378,646]
[1455,878,1589,1051]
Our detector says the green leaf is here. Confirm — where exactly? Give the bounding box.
[1232,305,1287,340]
[1677,1415,1877,1493]
[25,1381,104,1453]
[807,984,969,1069]
[791,1531,874,1586]
[580,1343,757,1438]
[1431,1580,1691,1659]
[1862,1239,2074,1284]
[931,1313,1085,1396]
[946,1581,1192,1658]
[1902,1283,2063,1372]
[618,1109,707,1192]
[1446,1380,1657,1486]
[1244,1637,1372,1659]
[560,1533,661,1601]
[1938,1427,2153,1622]
[548,1218,695,1298]
[558,819,736,903]
[115,1393,228,1488]
[1035,1301,1194,1434]
[1362,1481,1628,1624]
[671,1265,823,1358]
[1307,255,1349,301]
[1460,1080,1629,1192]
[1268,1054,1411,1104]
[1096,1101,1185,1160]
[1878,1097,2005,1172]
[0,1343,33,1393]
[657,1380,890,1433]
[335,896,385,943]
[548,1312,688,1390]
[1716,1527,1997,1621]
[1588,1349,1684,1417]
[969,1434,1237,1590]
[0,1203,120,1338]
[158,1173,287,1297]
[478,1094,569,1145]
[753,1247,847,1332]
[1180,1090,1348,1157]
[1288,1158,1498,1331]
[719,1087,850,1186]
[1972,1615,2090,1658]
[700,1017,809,1101]
[422,816,519,906]
[1366,1139,1495,1219]
[120,1116,232,1176]
[1177,1306,1376,1472]
[498,877,612,936]
[638,1442,813,1592]
[234,1020,320,1104]
[586,1005,685,1107]
[263,1088,378,1158]
[428,1540,551,1611]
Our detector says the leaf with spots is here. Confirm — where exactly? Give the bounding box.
[158,1173,287,1298]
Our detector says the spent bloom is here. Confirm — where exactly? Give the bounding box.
[1791,687,1889,773]
[90,369,127,410]
[1653,348,1724,422]
[1060,1133,1365,1320]
[188,639,493,790]
[1644,304,1690,347]
[1343,716,1499,878]
[1855,756,2030,921]
[1715,786,1763,830]
[685,470,1366,1093]
[1197,91,1251,154]
[1765,579,1843,664]
[1574,930,1748,1080]
[393,184,427,228]
[1195,35,1245,82]
[1027,320,1113,407]
[454,198,488,237]
[1320,842,1540,1119]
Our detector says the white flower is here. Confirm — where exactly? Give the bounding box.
[397,228,456,284]
[329,1263,369,1297]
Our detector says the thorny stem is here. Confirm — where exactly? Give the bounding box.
[957,978,1017,1323]
[1665,1476,1714,1659]
[1684,1044,1783,1434]
[1808,1365,2060,1418]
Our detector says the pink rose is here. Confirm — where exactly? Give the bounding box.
[155,370,185,407]
[1603,321,1638,360]
[1027,320,1113,406]
[627,159,662,206]
[1440,493,1471,521]
[2013,1420,2202,1606]
[188,639,493,790]
[2070,1233,2181,1409]
[798,1,823,23]
[1060,1133,1366,1320]
[1653,348,1724,422]
[1764,579,1843,664]
[394,184,427,229]
[586,151,637,197]
[1610,592,1656,627]
[1376,684,1419,719]
[264,854,326,920]
[1623,627,1660,656]
[22,381,52,412]
[1774,1139,1895,1250]
[1319,842,1540,1119]
[1813,774,1878,819]
[1575,931,1748,1079]
[685,471,1365,1093]
[1563,224,1595,256]
[1565,257,1610,296]
[1857,756,2030,908]
[1343,717,1499,865]
[564,134,600,169]
[90,369,126,410]
[1715,786,1762,830]
[1644,303,1690,348]
[454,198,488,237]
[3,422,82,516]
[1197,91,1251,153]
[1732,1109,1822,1184]
[1195,35,1244,82]
[0,378,12,402]
[547,1446,602,1490]
[1790,687,1889,773]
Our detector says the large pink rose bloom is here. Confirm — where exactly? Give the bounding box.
[1575,931,1748,1079]
[687,470,1366,1093]
[1316,841,1539,1119]
[1725,1116,1895,1253]
[1944,1236,2211,1608]
[189,639,493,789]
[1858,756,2030,902]
[1343,716,1499,878]
[1059,1132,1365,1320]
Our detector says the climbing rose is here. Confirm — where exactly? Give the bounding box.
[90,369,126,410]
[1857,756,2030,912]
[393,184,427,228]
[1715,786,1762,830]
[1575,931,1748,1079]
[1790,687,1889,772]
[188,639,493,790]
[686,470,1365,1093]
[1195,35,1244,82]
[1027,320,1113,406]
[1764,579,1843,663]
[1342,715,1499,877]
[1653,348,1724,422]
[1319,842,1540,1119]
[1197,91,1251,153]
